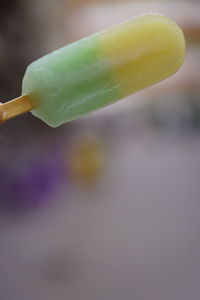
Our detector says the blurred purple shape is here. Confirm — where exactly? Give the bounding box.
[27,156,64,205]
[0,148,66,213]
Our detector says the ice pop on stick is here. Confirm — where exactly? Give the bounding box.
[0,14,185,127]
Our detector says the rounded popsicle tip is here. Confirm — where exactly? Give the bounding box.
[101,13,186,98]
[143,13,185,76]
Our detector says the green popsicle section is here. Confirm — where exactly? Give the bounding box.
[22,36,119,127]
[22,14,185,127]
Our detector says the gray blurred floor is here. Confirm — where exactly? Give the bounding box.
[1,133,200,300]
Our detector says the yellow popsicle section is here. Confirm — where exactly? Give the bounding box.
[101,14,185,97]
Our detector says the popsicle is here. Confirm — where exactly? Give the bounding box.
[0,14,185,127]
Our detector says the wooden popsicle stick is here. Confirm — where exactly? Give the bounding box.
[0,95,34,124]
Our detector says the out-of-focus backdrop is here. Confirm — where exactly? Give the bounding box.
[0,0,200,299]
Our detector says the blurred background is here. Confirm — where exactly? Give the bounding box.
[0,0,200,299]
